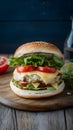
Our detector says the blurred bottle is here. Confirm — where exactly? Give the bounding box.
[64,16,73,62]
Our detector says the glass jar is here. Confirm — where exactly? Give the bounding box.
[64,16,73,62]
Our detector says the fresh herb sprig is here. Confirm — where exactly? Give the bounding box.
[61,62,73,89]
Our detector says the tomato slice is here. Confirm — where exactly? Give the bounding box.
[17,65,35,72]
[40,83,47,87]
[0,56,9,74]
[37,66,56,73]
[18,81,28,86]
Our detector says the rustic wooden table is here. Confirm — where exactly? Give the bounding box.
[0,103,73,130]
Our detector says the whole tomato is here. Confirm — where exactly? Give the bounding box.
[0,55,9,74]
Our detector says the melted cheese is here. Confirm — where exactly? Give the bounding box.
[32,82,40,88]
[14,69,59,84]
[52,82,58,89]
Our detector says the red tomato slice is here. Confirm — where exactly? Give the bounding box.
[17,65,35,72]
[0,56,9,74]
[37,66,56,73]
[40,83,47,87]
[18,81,28,86]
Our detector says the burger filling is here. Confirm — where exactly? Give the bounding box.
[9,53,64,90]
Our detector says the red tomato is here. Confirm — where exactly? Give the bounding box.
[37,66,56,73]
[18,81,28,86]
[40,83,47,87]
[17,65,35,72]
[0,56,9,74]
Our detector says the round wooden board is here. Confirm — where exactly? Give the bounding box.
[0,69,73,111]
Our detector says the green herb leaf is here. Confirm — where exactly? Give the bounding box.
[47,86,56,90]
[8,54,64,69]
[61,62,73,89]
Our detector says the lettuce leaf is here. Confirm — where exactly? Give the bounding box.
[8,54,64,69]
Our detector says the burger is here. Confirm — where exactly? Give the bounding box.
[9,41,65,98]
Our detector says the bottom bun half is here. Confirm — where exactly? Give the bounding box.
[10,80,65,99]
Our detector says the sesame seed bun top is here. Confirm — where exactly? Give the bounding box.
[14,41,63,58]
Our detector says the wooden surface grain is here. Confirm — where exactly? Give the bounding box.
[0,103,73,130]
[65,109,73,130]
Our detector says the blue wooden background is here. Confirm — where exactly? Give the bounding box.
[0,0,73,53]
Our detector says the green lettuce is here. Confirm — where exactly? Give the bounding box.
[8,54,64,69]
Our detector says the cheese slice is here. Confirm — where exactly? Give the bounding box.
[32,82,40,88]
[52,82,58,89]
[14,69,59,84]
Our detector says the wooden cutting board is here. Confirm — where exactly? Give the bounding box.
[0,68,73,111]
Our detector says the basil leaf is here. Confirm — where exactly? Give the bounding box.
[61,62,73,78]
[61,62,73,89]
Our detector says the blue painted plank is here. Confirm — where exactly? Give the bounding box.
[0,0,73,20]
[0,21,71,53]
